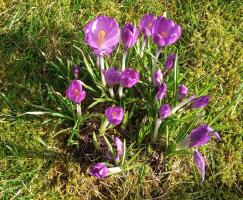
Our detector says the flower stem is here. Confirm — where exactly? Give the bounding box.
[141,36,147,57]
[99,118,109,135]
[119,51,127,99]
[171,95,195,114]
[152,118,162,142]
[153,47,162,73]
[122,51,127,71]
[96,56,100,69]
[109,87,114,98]
[76,104,81,117]
[100,56,106,86]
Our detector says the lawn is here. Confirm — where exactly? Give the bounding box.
[0,0,242,199]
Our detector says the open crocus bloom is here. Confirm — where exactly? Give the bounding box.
[121,23,139,50]
[164,54,176,71]
[191,96,210,108]
[120,68,139,88]
[105,106,124,126]
[84,16,120,56]
[104,68,121,87]
[90,163,108,179]
[189,124,221,147]
[156,83,167,101]
[140,14,157,37]
[66,80,86,104]
[194,151,205,182]
[152,69,163,88]
[178,84,188,102]
[152,16,181,47]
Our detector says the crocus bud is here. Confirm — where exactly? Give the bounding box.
[159,104,171,119]
[194,151,205,182]
[156,83,167,101]
[120,68,139,88]
[104,68,121,87]
[90,163,108,179]
[164,54,176,71]
[121,23,139,50]
[114,137,124,156]
[66,80,86,104]
[191,96,210,108]
[105,106,124,126]
[73,65,79,79]
[152,69,163,88]
[140,14,157,37]
[178,84,188,101]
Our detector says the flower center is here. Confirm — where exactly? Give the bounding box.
[98,30,106,44]
[161,31,168,38]
[73,89,80,96]
[147,23,152,29]
[111,111,117,118]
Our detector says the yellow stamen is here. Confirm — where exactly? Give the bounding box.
[98,30,106,44]
[161,31,168,38]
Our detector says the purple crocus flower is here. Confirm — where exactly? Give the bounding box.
[90,163,108,179]
[140,14,157,37]
[191,96,210,108]
[189,124,221,147]
[121,23,139,50]
[66,80,86,104]
[194,151,205,182]
[178,84,188,101]
[156,83,167,101]
[105,106,124,126]
[152,69,163,88]
[164,54,176,71]
[104,68,121,87]
[120,68,139,88]
[159,104,171,119]
[152,16,182,47]
[84,16,120,56]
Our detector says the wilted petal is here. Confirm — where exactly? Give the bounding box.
[194,151,205,182]
[90,163,108,179]
[189,124,211,147]
[191,96,210,108]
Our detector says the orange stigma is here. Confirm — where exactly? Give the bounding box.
[161,31,168,38]
[98,30,106,44]
[147,23,152,29]
[73,89,80,96]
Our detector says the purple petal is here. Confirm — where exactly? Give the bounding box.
[140,14,157,36]
[189,124,211,147]
[120,68,139,88]
[156,83,167,101]
[194,151,205,182]
[191,96,210,108]
[90,163,108,179]
[159,104,171,119]
[207,126,221,141]
[105,106,124,126]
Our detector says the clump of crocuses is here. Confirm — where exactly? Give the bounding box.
[74,14,220,183]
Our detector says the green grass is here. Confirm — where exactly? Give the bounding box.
[0,0,242,199]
